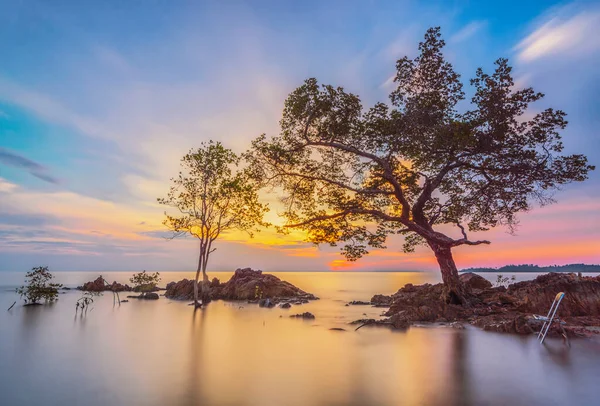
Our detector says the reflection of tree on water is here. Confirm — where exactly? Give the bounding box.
[180,307,208,406]
[449,330,473,406]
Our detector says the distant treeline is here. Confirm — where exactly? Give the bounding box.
[460,264,600,273]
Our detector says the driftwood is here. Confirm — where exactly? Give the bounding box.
[7,301,16,311]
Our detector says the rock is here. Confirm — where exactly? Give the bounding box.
[164,268,318,303]
[165,279,196,300]
[120,300,129,303]
[329,328,346,331]
[133,283,160,292]
[280,302,292,309]
[370,294,393,306]
[258,298,275,308]
[348,300,371,305]
[372,272,600,337]
[126,292,159,300]
[78,276,132,292]
[290,312,315,319]
[216,268,317,301]
[459,272,493,290]
[349,318,376,325]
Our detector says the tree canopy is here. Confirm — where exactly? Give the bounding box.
[248,27,594,302]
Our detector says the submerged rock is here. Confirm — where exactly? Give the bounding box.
[348,300,371,305]
[126,292,159,300]
[290,312,315,319]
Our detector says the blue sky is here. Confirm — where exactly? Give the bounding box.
[0,0,599,272]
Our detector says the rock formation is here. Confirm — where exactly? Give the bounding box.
[365,272,600,338]
[165,268,318,303]
[78,276,132,292]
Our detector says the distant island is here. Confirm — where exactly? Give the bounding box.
[460,264,600,273]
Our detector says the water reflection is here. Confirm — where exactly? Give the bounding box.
[0,272,598,406]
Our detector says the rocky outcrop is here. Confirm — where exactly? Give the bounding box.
[371,294,393,306]
[215,268,317,300]
[165,279,195,300]
[363,273,600,338]
[78,276,132,292]
[164,268,318,303]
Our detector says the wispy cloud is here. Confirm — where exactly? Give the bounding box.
[515,8,600,62]
[0,148,59,184]
[450,20,487,43]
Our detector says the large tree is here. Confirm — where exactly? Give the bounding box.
[249,28,594,305]
[159,141,268,307]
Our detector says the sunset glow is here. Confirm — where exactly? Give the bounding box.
[0,1,599,272]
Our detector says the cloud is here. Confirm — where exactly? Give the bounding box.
[515,8,600,62]
[0,148,59,184]
[450,20,487,43]
[0,177,17,193]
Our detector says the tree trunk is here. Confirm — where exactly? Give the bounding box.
[428,241,470,306]
[193,268,201,307]
[201,270,211,305]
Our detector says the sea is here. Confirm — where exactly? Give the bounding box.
[1,271,599,406]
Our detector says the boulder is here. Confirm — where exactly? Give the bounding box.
[348,300,371,305]
[280,302,292,309]
[370,294,393,306]
[165,279,195,300]
[459,272,493,290]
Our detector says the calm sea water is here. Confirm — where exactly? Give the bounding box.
[1,271,599,406]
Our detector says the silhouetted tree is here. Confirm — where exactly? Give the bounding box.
[249,27,594,305]
[159,141,269,307]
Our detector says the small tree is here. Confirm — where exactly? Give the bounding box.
[16,266,63,305]
[130,270,161,294]
[158,141,268,307]
[249,27,594,305]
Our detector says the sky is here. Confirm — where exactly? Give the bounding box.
[0,0,599,272]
